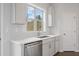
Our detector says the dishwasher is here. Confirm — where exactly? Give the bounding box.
[24,41,42,56]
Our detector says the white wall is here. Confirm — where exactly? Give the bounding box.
[1,3,12,56]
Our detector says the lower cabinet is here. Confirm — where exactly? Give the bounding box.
[49,38,55,56]
[11,36,60,56]
[54,37,59,54]
[42,43,50,56]
[42,37,60,56]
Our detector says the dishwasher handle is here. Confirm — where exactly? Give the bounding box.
[24,43,42,48]
[24,41,42,46]
[24,41,42,47]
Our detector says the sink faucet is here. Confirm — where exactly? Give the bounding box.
[37,31,40,36]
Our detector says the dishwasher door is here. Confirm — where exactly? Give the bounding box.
[24,41,42,56]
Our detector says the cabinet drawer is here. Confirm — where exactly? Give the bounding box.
[42,43,50,56]
[42,38,53,44]
[42,40,50,44]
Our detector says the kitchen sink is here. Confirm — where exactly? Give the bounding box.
[37,36,49,38]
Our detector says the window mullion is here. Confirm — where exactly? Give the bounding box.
[34,8,37,31]
[34,20,37,31]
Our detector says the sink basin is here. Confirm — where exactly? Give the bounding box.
[37,36,49,38]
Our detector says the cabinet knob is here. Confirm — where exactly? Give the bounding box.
[64,33,66,35]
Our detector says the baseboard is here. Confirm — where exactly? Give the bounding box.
[54,52,59,56]
[59,50,79,52]
[74,50,79,52]
[59,50,64,52]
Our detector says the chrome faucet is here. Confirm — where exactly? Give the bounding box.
[37,31,40,36]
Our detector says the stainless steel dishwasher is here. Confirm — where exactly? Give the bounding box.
[24,41,42,56]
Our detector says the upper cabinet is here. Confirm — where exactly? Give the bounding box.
[48,4,55,27]
[11,4,26,24]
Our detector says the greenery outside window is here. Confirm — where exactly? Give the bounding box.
[26,5,44,31]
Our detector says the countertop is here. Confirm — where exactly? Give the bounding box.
[11,34,60,44]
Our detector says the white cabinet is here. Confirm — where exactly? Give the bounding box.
[42,39,50,56]
[49,38,55,56]
[11,42,24,56]
[42,38,55,56]
[11,35,60,56]
[42,37,60,56]
[42,43,50,56]
[11,4,26,24]
[54,37,59,54]
[48,5,55,27]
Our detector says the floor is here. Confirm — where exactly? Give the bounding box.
[54,51,79,56]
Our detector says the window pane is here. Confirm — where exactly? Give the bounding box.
[36,21,42,31]
[27,21,34,31]
[35,9,43,20]
[26,6,44,31]
[27,7,34,20]
[35,9,43,31]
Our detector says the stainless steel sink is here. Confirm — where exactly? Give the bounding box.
[37,36,49,38]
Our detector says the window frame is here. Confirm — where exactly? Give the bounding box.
[26,4,46,32]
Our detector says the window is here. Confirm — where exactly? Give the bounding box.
[27,7,35,31]
[26,5,44,31]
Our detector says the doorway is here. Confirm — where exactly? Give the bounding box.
[61,6,77,51]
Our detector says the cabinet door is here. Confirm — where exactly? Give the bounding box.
[48,5,55,27]
[42,43,49,56]
[55,40,58,53]
[55,37,59,54]
[48,6,52,26]
[49,38,55,56]
[12,4,26,24]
